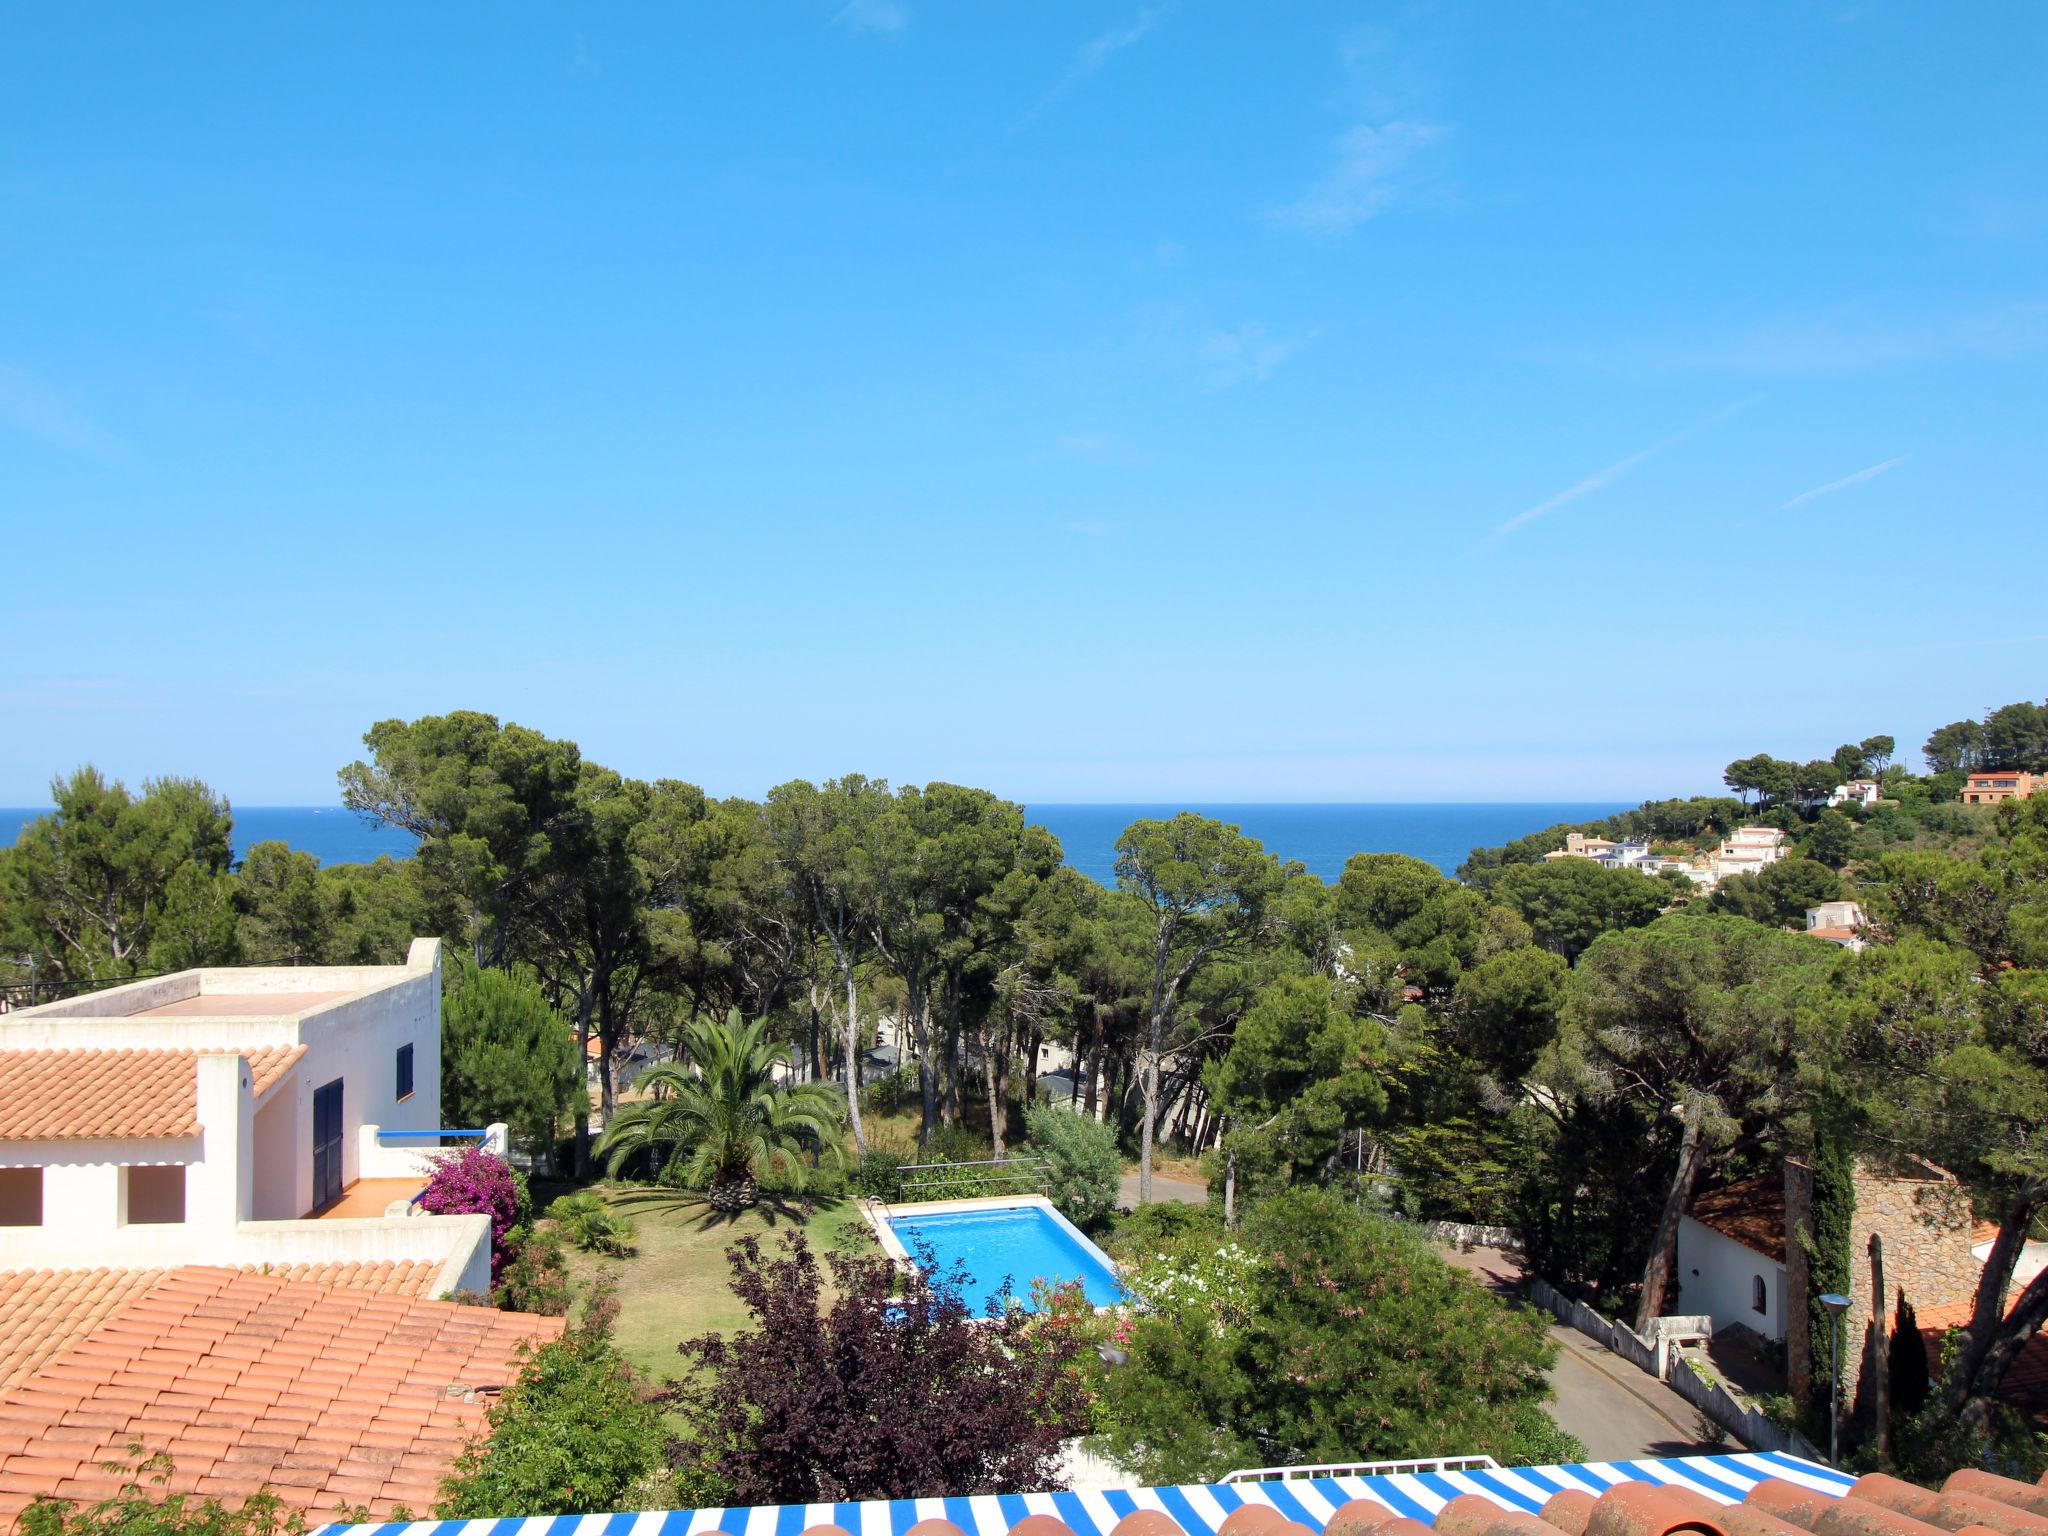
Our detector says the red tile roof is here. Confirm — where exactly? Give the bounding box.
[1917,1297,2048,1420]
[0,1265,442,1400]
[0,1268,165,1395]
[1685,1174,1787,1263]
[0,1046,304,1140]
[0,1266,561,1527]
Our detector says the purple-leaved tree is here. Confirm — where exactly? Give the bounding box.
[669,1232,1092,1502]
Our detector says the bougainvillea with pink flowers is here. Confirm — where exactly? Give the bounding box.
[417,1145,523,1282]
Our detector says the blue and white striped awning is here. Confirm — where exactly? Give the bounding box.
[316,1452,1853,1536]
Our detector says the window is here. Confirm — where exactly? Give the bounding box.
[396,1043,416,1101]
[1752,1274,1768,1315]
[124,1165,185,1225]
[0,1169,41,1226]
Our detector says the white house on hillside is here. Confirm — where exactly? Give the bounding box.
[0,939,494,1294]
[1805,900,1868,951]
[1828,780,1881,808]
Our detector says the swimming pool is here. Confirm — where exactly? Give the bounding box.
[875,1196,1125,1315]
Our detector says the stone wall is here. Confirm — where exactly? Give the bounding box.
[1786,1154,1979,1415]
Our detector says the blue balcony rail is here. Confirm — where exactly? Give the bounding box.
[375,1128,491,1141]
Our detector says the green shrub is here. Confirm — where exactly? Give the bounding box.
[437,1278,667,1517]
[493,1225,573,1315]
[1023,1105,1120,1229]
[923,1122,993,1164]
[547,1192,638,1257]
[1103,1199,1222,1260]
[21,1449,304,1536]
[1092,1188,1581,1484]
[858,1064,920,1117]
[849,1139,908,1199]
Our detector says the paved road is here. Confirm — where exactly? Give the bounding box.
[1117,1172,1208,1209]
[1436,1243,1722,1461]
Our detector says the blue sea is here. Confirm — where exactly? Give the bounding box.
[1,801,1626,882]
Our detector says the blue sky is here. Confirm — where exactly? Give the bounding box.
[4,3,2045,805]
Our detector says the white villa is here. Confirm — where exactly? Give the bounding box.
[1827,780,1881,808]
[1702,824,1791,887]
[1543,831,1701,883]
[1805,900,1868,951]
[0,939,496,1295]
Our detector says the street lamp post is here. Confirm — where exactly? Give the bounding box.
[1820,1291,1852,1464]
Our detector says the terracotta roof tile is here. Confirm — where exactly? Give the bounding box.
[0,1262,466,1425]
[0,1046,305,1140]
[0,1265,560,1530]
[1917,1298,2048,1418]
[1686,1173,1788,1263]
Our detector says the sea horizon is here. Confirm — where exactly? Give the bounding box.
[2,800,1633,882]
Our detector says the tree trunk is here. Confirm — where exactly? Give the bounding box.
[911,976,936,1146]
[1634,1099,1708,1334]
[984,1034,1006,1160]
[1941,1186,2048,1433]
[1086,1007,1105,1121]
[1139,1003,1164,1206]
[1224,1134,1237,1230]
[572,988,594,1178]
[838,946,867,1156]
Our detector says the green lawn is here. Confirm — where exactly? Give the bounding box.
[539,1183,874,1388]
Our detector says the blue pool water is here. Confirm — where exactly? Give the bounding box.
[887,1205,1124,1314]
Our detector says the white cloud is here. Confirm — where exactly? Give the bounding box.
[0,366,129,461]
[1491,395,1764,540]
[1200,322,1306,388]
[1018,6,1166,126]
[833,0,910,35]
[1780,455,1910,510]
[1265,119,1447,233]
[1608,302,2048,376]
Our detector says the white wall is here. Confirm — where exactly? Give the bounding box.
[286,955,440,1215]
[251,1088,299,1220]
[1676,1214,1788,1342]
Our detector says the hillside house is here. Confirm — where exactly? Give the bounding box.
[0,939,493,1293]
[1804,899,1868,951]
[1962,769,2041,804]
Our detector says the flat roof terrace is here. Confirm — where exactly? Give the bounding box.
[127,991,352,1017]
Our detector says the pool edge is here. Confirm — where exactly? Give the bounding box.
[862,1192,1125,1313]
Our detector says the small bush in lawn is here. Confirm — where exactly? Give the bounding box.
[418,1146,523,1283]
[547,1192,638,1257]
[21,1448,303,1536]
[1023,1104,1120,1229]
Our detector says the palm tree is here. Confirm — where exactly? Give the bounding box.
[594,1009,843,1211]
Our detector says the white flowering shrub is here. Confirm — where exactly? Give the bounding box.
[1120,1239,1259,1335]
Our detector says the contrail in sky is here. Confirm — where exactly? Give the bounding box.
[1781,454,1910,509]
[1491,393,1765,540]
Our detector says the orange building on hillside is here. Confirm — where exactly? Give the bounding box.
[1962,769,2041,804]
